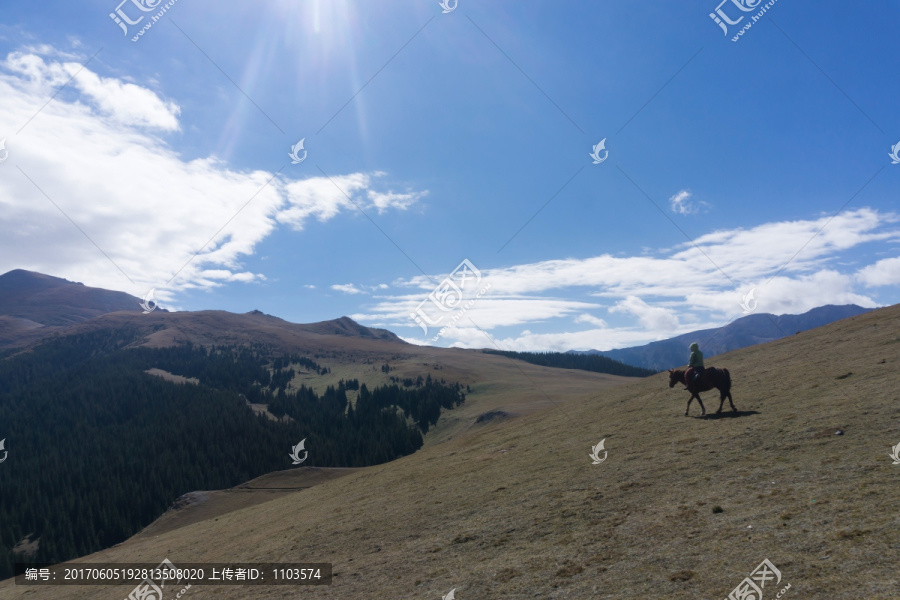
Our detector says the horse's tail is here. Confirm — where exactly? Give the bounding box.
[723,368,731,391]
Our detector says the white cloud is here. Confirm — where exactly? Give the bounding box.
[279,173,371,229]
[669,189,707,215]
[4,50,180,130]
[610,295,681,330]
[353,295,600,331]
[0,48,426,299]
[367,189,426,214]
[574,313,607,327]
[278,174,425,229]
[395,209,895,302]
[440,325,694,353]
[857,256,900,287]
[331,283,365,295]
[352,209,896,349]
[73,68,181,131]
[331,282,392,295]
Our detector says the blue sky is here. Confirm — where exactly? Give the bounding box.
[0,0,898,351]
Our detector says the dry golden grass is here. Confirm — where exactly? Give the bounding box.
[133,468,362,539]
[3,305,899,599]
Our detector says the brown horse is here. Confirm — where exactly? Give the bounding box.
[668,368,736,417]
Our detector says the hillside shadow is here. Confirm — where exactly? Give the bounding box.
[693,410,760,420]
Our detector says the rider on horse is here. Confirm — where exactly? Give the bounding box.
[687,342,704,390]
[669,345,736,417]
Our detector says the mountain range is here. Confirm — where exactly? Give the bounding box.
[577,304,872,371]
[0,270,399,350]
[0,269,146,325]
[0,270,874,372]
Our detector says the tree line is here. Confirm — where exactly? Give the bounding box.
[482,349,656,377]
[0,331,464,579]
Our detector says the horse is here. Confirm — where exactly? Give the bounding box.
[668,367,736,417]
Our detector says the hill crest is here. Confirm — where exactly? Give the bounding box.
[0,269,144,326]
[0,270,401,348]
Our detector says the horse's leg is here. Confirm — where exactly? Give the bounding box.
[728,390,737,413]
[696,394,705,416]
[716,389,725,414]
[684,396,692,417]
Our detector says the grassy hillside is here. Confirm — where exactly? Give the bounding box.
[2,305,898,599]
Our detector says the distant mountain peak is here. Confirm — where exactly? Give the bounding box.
[0,269,79,289]
[296,316,401,342]
[0,271,405,347]
[0,269,143,327]
[577,304,873,371]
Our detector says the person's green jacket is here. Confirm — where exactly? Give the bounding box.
[688,343,704,368]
